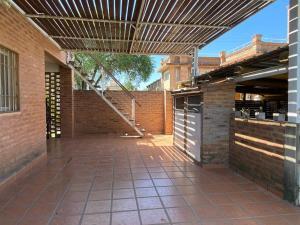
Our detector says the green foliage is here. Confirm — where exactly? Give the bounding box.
[75,53,154,89]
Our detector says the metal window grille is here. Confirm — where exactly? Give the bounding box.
[0,46,19,113]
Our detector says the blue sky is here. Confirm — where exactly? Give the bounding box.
[141,0,289,89]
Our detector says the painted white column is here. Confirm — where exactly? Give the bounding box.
[284,0,300,205]
[288,0,300,123]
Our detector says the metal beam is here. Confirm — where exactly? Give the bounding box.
[142,21,230,30]
[51,36,205,45]
[26,14,135,25]
[62,49,191,55]
[233,65,288,82]
[192,47,199,77]
[130,0,146,53]
[25,14,229,30]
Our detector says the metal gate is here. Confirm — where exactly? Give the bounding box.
[174,95,202,162]
[45,72,61,138]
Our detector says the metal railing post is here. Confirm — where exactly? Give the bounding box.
[132,98,136,125]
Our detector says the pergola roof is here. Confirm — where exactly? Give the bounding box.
[13,0,274,55]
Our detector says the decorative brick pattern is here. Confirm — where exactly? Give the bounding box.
[230,118,286,196]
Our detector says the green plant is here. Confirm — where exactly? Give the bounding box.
[75,53,154,90]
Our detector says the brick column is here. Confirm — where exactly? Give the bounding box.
[60,66,74,138]
[164,91,173,135]
[202,83,235,166]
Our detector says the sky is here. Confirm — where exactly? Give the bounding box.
[140,0,289,90]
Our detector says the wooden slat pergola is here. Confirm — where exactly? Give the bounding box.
[12,0,274,55]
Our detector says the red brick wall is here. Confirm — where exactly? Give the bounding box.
[230,118,286,196]
[74,91,134,135]
[73,91,172,135]
[164,91,173,135]
[60,67,74,138]
[0,7,65,183]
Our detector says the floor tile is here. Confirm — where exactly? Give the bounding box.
[153,179,174,187]
[161,196,188,208]
[0,135,298,225]
[85,200,111,214]
[56,201,85,215]
[113,189,135,199]
[166,207,198,223]
[134,180,154,188]
[136,187,158,197]
[156,186,181,196]
[137,197,163,210]
[81,213,111,225]
[112,211,141,225]
[89,190,112,201]
[140,209,169,224]
[112,198,138,211]
[50,215,81,225]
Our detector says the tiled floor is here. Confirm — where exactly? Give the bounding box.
[0,135,300,225]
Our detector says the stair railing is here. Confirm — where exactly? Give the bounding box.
[88,55,141,126]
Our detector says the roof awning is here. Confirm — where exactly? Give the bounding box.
[13,0,274,55]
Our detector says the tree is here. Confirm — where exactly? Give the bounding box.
[74,53,154,90]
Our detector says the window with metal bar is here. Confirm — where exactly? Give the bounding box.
[0,46,19,113]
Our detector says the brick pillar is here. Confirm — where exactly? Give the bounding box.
[252,34,263,53]
[60,66,74,138]
[220,51,226,65]
[164,91,173,134]
[201,83,235,166]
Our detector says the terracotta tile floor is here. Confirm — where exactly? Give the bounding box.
[0,135,300,225]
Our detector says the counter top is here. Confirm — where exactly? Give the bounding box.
[234,117,287,126]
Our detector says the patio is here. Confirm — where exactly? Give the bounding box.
[0,135,299,225]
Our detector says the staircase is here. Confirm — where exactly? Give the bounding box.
[67,56,145,137]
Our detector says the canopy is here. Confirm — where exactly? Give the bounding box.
[13,0,274,55]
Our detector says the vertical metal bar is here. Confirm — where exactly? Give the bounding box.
[132,98,136,125]
[12,52,15,111]
[15,52,19,111]
[11,51,14,111]
[192,46,199,77]
[4,49,7,112]
[8,51,11,111]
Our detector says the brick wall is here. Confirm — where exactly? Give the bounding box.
[0,7,65,184]
[73,91,173,135]
[202,83,236,165]
[164,91,173,135]
[60,67,74,138]
[230,118,286,196]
